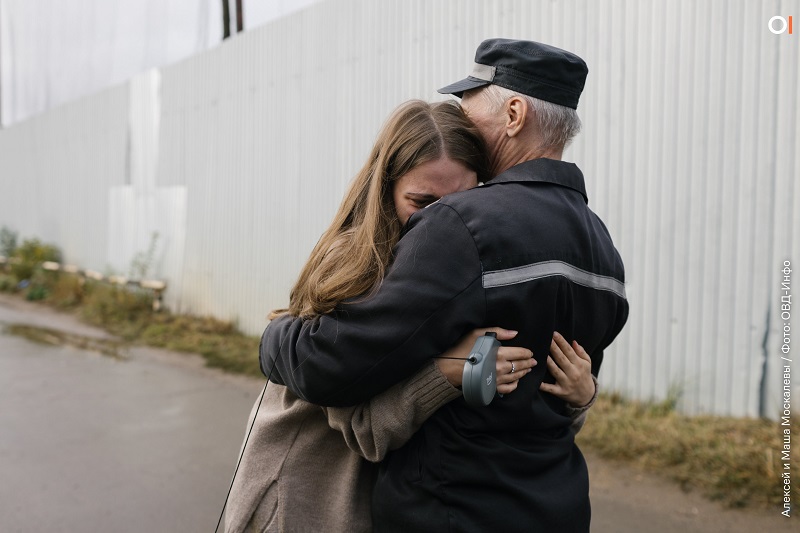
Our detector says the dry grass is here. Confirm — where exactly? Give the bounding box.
[576,392,799,509]
[4,272,263,377]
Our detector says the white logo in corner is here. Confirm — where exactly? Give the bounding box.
[768,16,793,35]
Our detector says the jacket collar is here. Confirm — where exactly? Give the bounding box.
[485,158,588,204]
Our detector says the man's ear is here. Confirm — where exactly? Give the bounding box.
[504,96,528,138]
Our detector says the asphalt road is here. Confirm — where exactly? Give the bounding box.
[0,304,262,532]
[0,294,794,532]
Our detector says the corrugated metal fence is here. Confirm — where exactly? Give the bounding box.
[1,0,798,418]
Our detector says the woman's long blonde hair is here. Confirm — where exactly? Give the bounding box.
[272,100,488,319]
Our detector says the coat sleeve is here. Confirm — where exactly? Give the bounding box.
[260,203,486,406]
[323,361,461,462]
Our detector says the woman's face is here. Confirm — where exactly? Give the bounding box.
[392,156,478,225]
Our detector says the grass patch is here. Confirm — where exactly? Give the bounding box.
[1,270,262,377]
[75,280,262,376]
[576,392,799,510]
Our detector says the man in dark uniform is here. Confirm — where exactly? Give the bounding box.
[261,39,629,532]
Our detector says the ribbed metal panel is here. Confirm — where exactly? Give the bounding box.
[0,84,129,267]
[1,0,798,418]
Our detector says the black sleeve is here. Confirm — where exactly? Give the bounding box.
[259,203,486,407]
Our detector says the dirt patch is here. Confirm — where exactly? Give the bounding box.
[4,323,127,360]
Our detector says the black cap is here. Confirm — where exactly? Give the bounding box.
[438,38,588,109]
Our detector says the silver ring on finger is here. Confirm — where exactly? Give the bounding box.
[510,362,516,374]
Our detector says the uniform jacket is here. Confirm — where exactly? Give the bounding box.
[261,158,629,532]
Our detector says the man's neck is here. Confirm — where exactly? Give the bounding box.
[492,146,564,177]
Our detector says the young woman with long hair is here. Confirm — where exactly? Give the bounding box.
[224,100,596,532]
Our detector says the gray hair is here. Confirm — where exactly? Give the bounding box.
[477,85,582,150]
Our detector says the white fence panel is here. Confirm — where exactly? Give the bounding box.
[0,84,129,268]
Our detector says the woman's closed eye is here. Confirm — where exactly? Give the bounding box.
[411,198,436,208]
[408,194,440,209]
